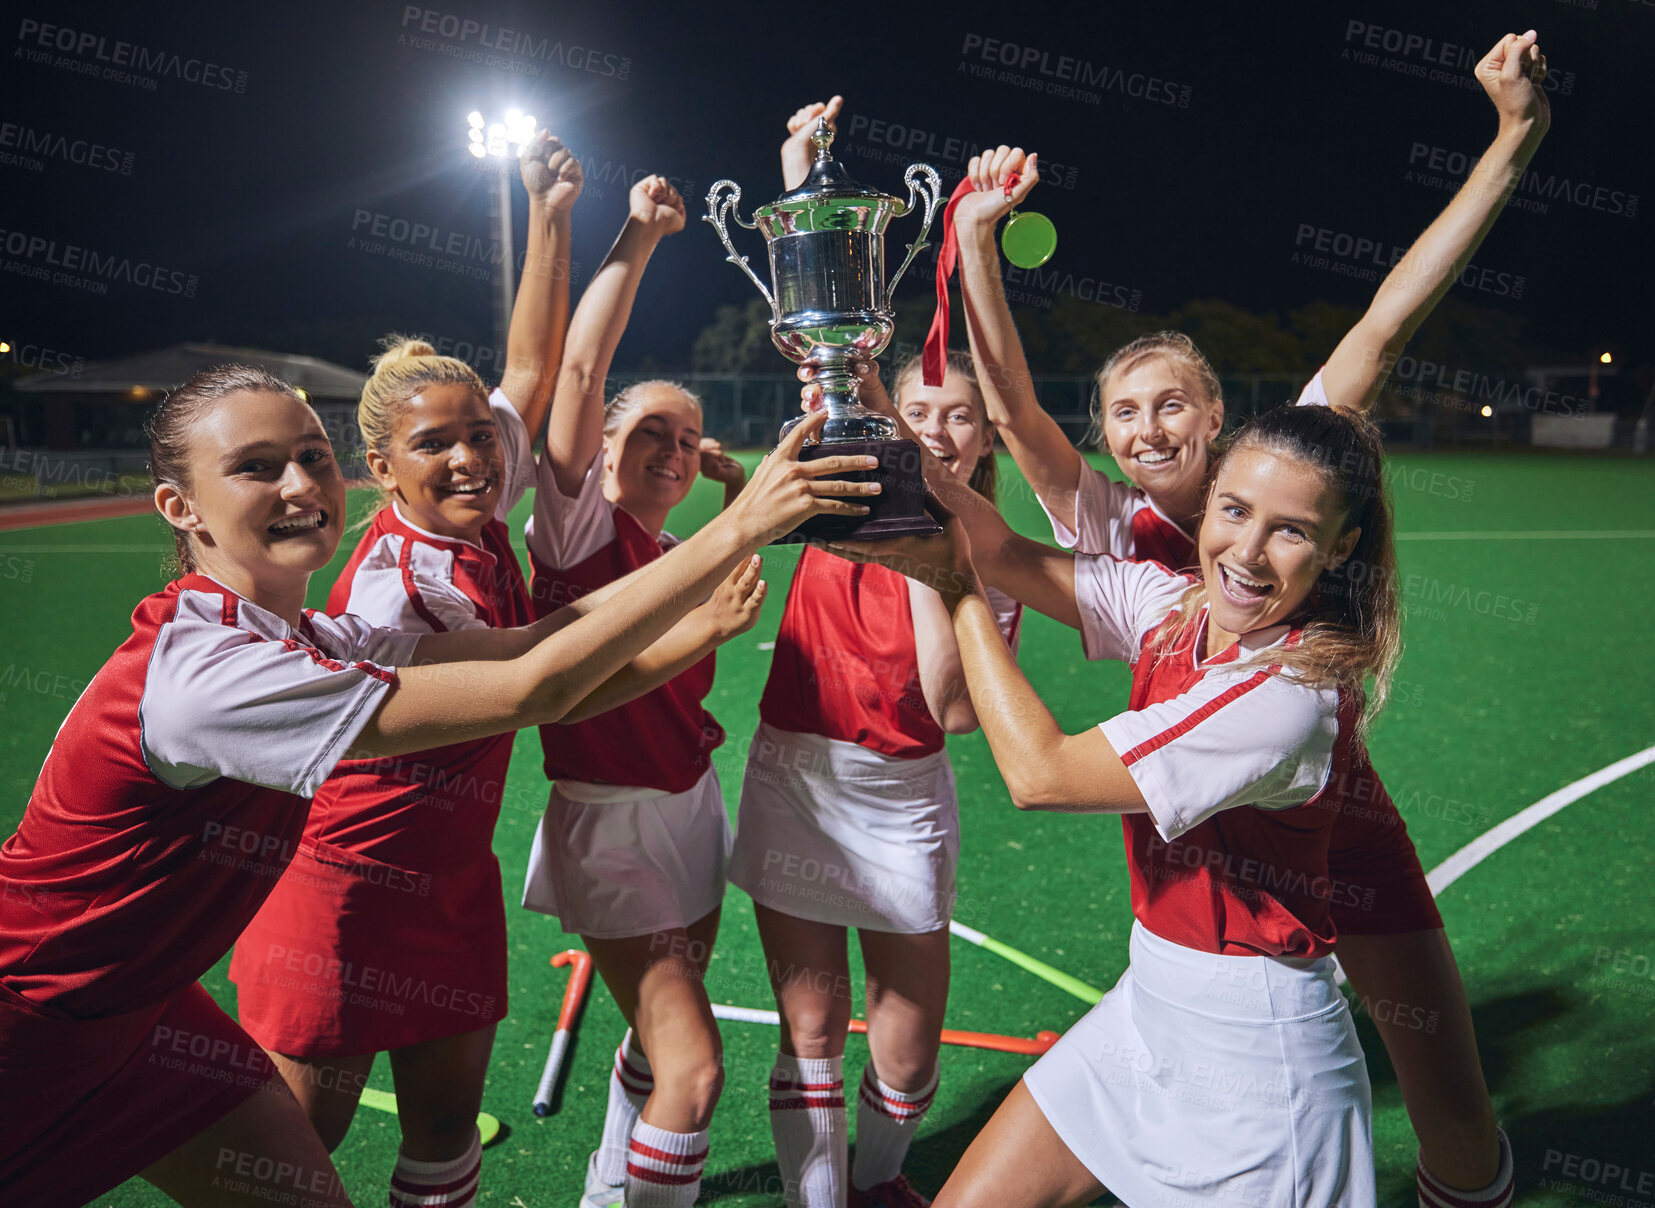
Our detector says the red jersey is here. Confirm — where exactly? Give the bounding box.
[1049,388,1441,936]
[0,575,412,1017]
[759,546,1025,760]
[1076,554,1351,959]
[525,450,721,792]
[1042,462,1197,571]
[309,393,535,867]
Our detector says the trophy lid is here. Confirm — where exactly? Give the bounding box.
[775,120,893,205]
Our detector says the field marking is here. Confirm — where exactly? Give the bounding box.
[1427,743,1655,896]
[1399,530,1655,542]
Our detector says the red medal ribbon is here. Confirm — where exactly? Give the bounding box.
[921,172,1021,387]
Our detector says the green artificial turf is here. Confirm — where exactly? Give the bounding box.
[1,450,1652,1207]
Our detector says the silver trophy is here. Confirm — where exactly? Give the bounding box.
[705,121,944,540]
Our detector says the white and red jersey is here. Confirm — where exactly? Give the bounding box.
[1048,366,1329,566]
[1041,464,1196,570]
[1074,553,1353,959]
[332,389,533,633]
[0,574,415,1017]
[307,390,534,868]
[1050,365,1441,937]
[523,448,721,792]
[759,546,1023,760]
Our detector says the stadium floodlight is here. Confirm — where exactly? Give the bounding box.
[465,107,542,366]
[470,110,538,161]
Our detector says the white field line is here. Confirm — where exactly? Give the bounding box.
[1425,744,1655,896]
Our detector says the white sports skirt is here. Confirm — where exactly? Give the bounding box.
[521,767,732,939]
[1023,921,1374,1207]
[726,723,958,934]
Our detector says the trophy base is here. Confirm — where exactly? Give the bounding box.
[772,438,943,545]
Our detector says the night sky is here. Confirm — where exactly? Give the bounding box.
[0,0,1648,379]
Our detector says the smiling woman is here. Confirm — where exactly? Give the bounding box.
[148,366,342,597]
[0,350,876,1207]
[830,401,1404,1208]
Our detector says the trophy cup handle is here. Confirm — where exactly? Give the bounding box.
[703,180,778,320]
[883,164,944,309]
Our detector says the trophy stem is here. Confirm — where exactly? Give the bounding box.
[813,354,897,442]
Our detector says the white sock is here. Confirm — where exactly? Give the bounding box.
[769,1053,846,1208]
[852,1063,937,1190]
[625,1119,709,1207]
[595,1029,654,1186]
[1418,1127,1513,1208]
[389,1127,481,1207]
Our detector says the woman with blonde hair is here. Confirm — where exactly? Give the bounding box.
[0,347,874,1207]
[926,30,1547,1204]
[522,173,757,1208]
[847,399,1402,1207]
[228,130,586,1207]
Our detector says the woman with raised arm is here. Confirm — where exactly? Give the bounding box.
[708,91,1024,1208]
[225,133,583,1208]
[939,31,1548,1206]
[521,174,752,1208]
[841,400,1397,1208]
[729,346,1021,1208]
[0,364,873,1208]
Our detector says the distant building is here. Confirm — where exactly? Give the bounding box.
[4,343,365,451]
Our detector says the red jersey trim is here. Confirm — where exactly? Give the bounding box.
[397,537,450,634]
[1119,668,1276,767]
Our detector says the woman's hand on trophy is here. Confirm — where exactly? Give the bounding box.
[795,361,897,418]
[782,95,843,190]
[704,554,768,640]
[954,146,1040,235]
[697,437,746,489]
[629,175,686,237]
[819,498,978,605]
[724,409,880,544]
[520,130,584,214]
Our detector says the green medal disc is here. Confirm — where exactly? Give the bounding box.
[1001,210,1057,269]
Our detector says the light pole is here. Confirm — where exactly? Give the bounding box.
[1589,350,1612,406]
[467,109,537,359]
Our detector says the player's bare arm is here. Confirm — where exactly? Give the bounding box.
[844,519,1142,813]
[952,587,1147,814]
[499,129,583,444]
[362,410,876,755]
[1321,30,1551,411]
[910,576,979,734]
[544,174,686,497]
[559,552,766,722]
[955,145,1086,528]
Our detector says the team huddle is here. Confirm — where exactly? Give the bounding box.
[0,28,1551,1208]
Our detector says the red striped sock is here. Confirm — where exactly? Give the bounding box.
[625,1120,708,1208]
[1418,1128,1513,1208]
[595,1029,654,1186]
[769,1054,846,1208]
[389,1128,481,1207]
[852,1063,937,1191]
